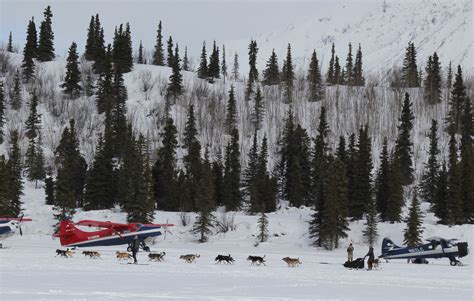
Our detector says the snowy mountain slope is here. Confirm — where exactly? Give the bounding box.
[226,0,473,76]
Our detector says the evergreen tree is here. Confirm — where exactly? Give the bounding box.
[0,82,4,144]
[44,173,55,205]
[446,65,467,135]
[344,43,354,85]
[243,132,259,212]
[0,156,12,216]
[256,210,269,243]
[137,40,144,64]
[152,21,165,66]
[263,49,279,86]
[251,86,264,130]
[363,196,378,247]
[182,46,189,71]
[221,45,227,83]
[22,18,37,81]
[5,131,23,217]
[166,36,174,67]
[166,44,184,100]
[110,71,129,159]
[350,125,373,220]
[459,93,473,223]
[92,15,106,73]
[334,56,341,85]
[375,138,391,221]
[152,117,178,211]
[7,31,13,52]
[95,45,113,114]
[191,150,215,242]
[84,15,96,61]
[401,42,419,87]
[403,192,424,247]
[433,162,448,223]
[395,92,415,185]
[446,131,463,224]
[446,62,453,90]
[256,135,277,213]
[281,44,294,103]
[307,50,324,102]
[353,44,365,86]
[222,128,241,211]
[245,39,259,101]
[327,43,335,85]
[420,120,439,203]
[83,135,115,210]
[197,42,208,79]
[37,6,55,62]
[25,135,45,187]
[232,53,239,80]
[11,70,22,110]
[386,152,404,222]
[54,120,87,216]
[312,107,330,208]
[60,42,82,98]
[423,52,442,104]
[25,91,41,139]
[224,85,237,135]
[112,23,133,74]
[207,41,220,80]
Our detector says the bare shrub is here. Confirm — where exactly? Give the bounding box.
[179,212,191,227]
[215,212,236,234]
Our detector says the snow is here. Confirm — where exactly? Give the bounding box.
[1,183,473,300]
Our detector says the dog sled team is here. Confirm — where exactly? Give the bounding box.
[344,243,380,270]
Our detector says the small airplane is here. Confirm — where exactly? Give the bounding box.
[380,237,469,266]
[56,220,174,251]
[0,216,32,248]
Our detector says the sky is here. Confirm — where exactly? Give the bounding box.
[0,0,359,58]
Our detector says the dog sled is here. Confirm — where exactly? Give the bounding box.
[343,257,364,269]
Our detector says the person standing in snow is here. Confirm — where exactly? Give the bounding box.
[131,236,141,264]
[347,243,354,262]
[364,246,375,270]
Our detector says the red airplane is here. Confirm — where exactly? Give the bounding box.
[56,220,174,250]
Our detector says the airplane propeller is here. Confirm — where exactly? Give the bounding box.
[19,215,23,236]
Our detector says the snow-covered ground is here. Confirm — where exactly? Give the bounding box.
[1,183,473,300]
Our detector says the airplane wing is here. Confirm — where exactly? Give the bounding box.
[74,220,129,229]
[0,217,33,222]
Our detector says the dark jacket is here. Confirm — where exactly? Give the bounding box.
[365,247,375,260]
[131,238,141,253]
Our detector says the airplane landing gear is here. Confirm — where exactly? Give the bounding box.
[450,258,462,266]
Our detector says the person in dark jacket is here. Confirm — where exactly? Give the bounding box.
[347,243,354,262]
[131,236,141,264]
[364,246,375,270]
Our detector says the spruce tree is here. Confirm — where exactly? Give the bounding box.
[423,52,442,104]
[403,192,424,247]
[386,152,404,222]
[446,65,467,135]
[152,21,165,66]
[197,42,208,79]
[307,50,324,102]
[7,31,13,52]
[11,70,22,110]
[152,117,178,211]
[256,210,269,243]
[401,42,419,87]
[334,56,341,85]
[60,42,82,99]
[0,82,5,144]
[363,196,378,247]
[245,39,258,101]
[110,71,129,159]
[221,45,227,83]
[375,138,391,221]
[446,62,453,90]
[6,131,23,217]
[207,41,220,80]
[433,162,448,223]
[344,43,354,85]
[251,86,264,131]
[112,23,133,74]
[312,107,331,209]
[37,6,55,62]
[222,128,241,211]
[182,46,189,71]
[395,92,415,185]
[84,15,96,61]
[22,18,37,81]
[95,45,113,114]
[281,43,294,103]
[166,36,174,67]
[327,43,335,85]
[224,85,237,135]
[243,132,259,212]
[137,40,144,64]
[166,45,184,100]
[446,131,463,224]
[232,53,239,80]
[257,134,277,212]
[25,135,45,187]
[25,91,41,139]
[459,93,473,222]
[420,120,439,203]
[44,173,55,205]
[353,44,365,86]
[191,151,215,242]
[92,15,106,73]
[0,156,12,216]
[183,105,202,211]
[263,49,279,86]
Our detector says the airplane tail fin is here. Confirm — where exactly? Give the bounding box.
[457,242,469,258]
[57,220,83,246]
[381,237,399,255]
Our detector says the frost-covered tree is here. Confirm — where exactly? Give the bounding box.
[232,53,239,80]
[25,92,41,139]
[11,70,22,110]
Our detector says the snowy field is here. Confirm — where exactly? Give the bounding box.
[1,234,473,301]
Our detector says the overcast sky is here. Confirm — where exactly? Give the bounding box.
[0,0,355,58]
